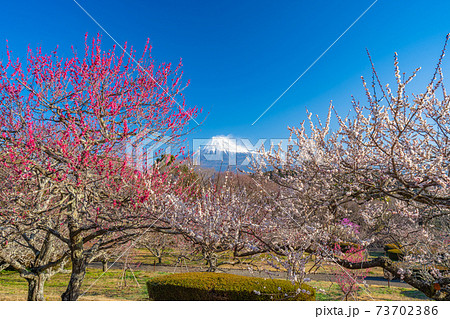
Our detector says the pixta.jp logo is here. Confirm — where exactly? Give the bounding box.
[124,130,172,172]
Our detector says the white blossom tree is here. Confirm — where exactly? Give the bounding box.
[250,38,450,300]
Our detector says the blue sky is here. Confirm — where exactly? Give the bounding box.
[2,0,450,154]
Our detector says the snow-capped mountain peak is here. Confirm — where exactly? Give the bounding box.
[202,136,251,154]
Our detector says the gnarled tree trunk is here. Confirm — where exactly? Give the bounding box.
[62,213,87,301]
[203,251,218,272]
[102,259,108,272]
[336,256,450,301]
[27,274,46,301]
[61,255,87,301]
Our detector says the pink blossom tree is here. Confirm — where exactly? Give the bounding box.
[0,34,198,300]
[332,243,369,301]
[0,161,70,300]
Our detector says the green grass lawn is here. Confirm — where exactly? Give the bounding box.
[0,268,169,301]
[310,280,431,301]
[0,267,430,301]
[0,248,431,301]
[130,249,386,277]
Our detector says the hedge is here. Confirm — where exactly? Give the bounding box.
[146,272,315,301]
[386,249,404,261]
[384,243,401,252]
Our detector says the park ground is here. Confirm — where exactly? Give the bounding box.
[0,249,431,301]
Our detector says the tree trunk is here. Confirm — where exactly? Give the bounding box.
[204,252,217,272]
[0,262,11,272]
[27,275,46,301]
[336,256,450,301]
[62,213,87,301]
[102,260,108,272]
[151,248,162,264]
[61,255,87,301]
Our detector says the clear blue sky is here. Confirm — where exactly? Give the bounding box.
[2,0,450,152]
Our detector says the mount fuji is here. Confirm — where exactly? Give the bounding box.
[194,136,256,172]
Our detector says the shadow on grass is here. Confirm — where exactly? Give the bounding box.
[400,289,431,300]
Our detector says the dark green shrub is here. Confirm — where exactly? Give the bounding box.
[384,243,401,252]
[387,249,404,261]
[146,272,315,301]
